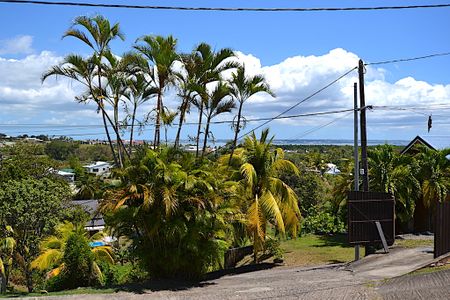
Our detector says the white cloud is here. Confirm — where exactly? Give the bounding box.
[0,35,34,55]
[1,48,450,140]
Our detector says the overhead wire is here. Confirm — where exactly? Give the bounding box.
[2,1,450,12]
[365,52,450,66]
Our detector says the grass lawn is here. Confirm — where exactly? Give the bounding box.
[0,287,116,298]
[280,234,364,267]
[394,239,433,248]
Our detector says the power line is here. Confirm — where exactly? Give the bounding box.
[2,0,450,12]
[290,111,354,139]
[365,52,450,66]
[238,67,357,139]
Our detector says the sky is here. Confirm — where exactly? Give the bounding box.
[0,0,450,143]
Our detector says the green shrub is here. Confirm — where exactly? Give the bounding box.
[302,206,345,235]
[264,237,284,260]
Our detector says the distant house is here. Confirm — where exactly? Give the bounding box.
[401,135,450,155]
[324,163,341,175]
[401,135,450,233]
[57,168,75,184]
[71,199,105,232]
[84,161,112,176]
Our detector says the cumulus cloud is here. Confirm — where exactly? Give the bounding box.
[1,48,450,140]
[0,35,34,55]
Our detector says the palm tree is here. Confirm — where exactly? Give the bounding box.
[173,53,201,148]
[192,43,238,157]
[368,145,420,224]
[224,129,300,262]
[134,35,178,148]
[123,72,157,153]
[0,226,15,293]
[161,108,178,146]
[31,222,114,284]
[413,146,450,231]
[44,15,126,167]
[228,65,275,164]
[201,82,235,157]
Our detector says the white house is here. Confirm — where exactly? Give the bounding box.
[83,161,112,176]
[324,163,341,175]
[57,170,75,183]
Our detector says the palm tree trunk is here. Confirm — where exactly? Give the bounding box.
[201,115,211,158]
[129,103,137,154]
[114,99,123,168]
[196,100,204,157]
[229,100,243,165]
[174,99,188,148]
[154,92,162,149]
[101,107,119,167]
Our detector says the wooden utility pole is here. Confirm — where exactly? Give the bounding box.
[358,59,369,192]
[353,82,360,261]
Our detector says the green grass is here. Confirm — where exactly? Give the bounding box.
[395,239,433,248]
[0,287,117,298]
[280,234,364,266]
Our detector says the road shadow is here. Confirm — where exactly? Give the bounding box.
[115,263,278,294]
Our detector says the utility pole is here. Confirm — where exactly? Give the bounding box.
[358,59,369,192]
[353,82,360,261]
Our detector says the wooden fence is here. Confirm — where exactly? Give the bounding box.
[434,201,450,258]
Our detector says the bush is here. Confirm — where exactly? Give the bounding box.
[264,237,284,260]
[302,206,345,235]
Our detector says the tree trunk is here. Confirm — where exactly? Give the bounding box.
[129,103,137,154]
[114,98,123,168]
[154,92,162,149]
[101,106,119,167]
[201,115,211,158]
[229,101,244,165]
[195,99,204,158]
[174,99,188,148]
[25,265,33,293]
[0,273,6,294]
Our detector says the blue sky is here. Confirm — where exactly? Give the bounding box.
[1,0,450,143]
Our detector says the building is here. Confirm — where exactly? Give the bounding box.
[57,168,75,184]
[401,135,450,155]
[324,163,341,175]
[83,161,112,176]
[71,199,105,233]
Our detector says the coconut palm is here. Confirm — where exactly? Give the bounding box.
[224,129,300,262]
[200,82,235,157]
[31,222,113,284]
[134,35,178,148]
[228,65,275,164]
[192,43,238,157]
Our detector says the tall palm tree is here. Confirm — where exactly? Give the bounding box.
[173,53,201,148]
[224,129,300,262]
[45,15,126,167]
[228,65,275,164]
[161,108,178,146]
[201,82,235,157]
[192,43,238,157]
[124,72,157,153]
[134,35,178,148]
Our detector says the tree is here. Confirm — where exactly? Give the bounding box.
[0,178,70,292]
[224,129,301,261]
[192,43,237,157]
[200,81,235,157]
[228,65,274,164]
[101,148,235,278]
[45,140,79,161]
[161,108,178,146]
[134,35,178,148]
[43,15,127,167]
[0,226,15,293]
[173,53,201,148]
[31,222,113,290]
[368,145,420,224]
